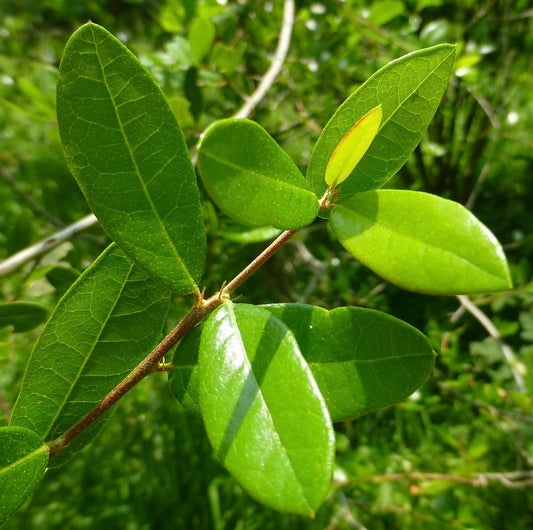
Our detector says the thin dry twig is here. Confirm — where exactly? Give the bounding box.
[343,470,533,489]
[232,0,294,119]
[0,213,98,278]
[456,294,526,392]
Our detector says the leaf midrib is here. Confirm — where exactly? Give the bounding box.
[308,351,433,368]
[90,26,196,290]
[378,46,455,133]
[0,445,48,477]
[201,150,316,199]
[335,203,504,281]
[43,254,134,439]
[226,304,312,512]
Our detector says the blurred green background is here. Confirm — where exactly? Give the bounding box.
[0,0,532,528]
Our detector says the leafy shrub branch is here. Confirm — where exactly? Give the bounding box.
[0,19,512,524]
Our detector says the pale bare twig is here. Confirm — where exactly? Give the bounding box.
[0,214,98,278]
[340,470,533,489]
[232,0,294,119]
[0,0,296,280]
[456,294,526,392]
[325,492,368,530]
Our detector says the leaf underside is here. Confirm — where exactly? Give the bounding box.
[325,104,382,187]
[10,244,170,465]
[0,426,49,525]
[308,44,456,201]
[168,325,202,415]
[330,190,512,295]
[57,22,206,294]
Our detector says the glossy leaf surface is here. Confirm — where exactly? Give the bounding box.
[330,190,512,294]
[325,105,382,187]
[199,303,334,515]
[0,426,48,525]
[308,45,456,199]
[264,304,435,422]
[169,304,435,423]
[168,324,202,415]
[10,244,170,463]
[0,302,48,333]
[57,22,206,294]
[198,119,319,229]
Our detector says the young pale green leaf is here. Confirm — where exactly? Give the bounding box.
[263,304,435,422]
[199,303,334,515]
[10,244,170,465]
[57,22,206,294]
[330,190,512,295]
[188,18,216,64]
[198,119,319,229]
[168,325,202,415]
[325,105,382,187]
[0,302,48,333]
[307,44,456,200]
[0,426,49,525]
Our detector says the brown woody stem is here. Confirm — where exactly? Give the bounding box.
[48,227,299,459]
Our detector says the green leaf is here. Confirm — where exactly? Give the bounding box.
[0,302,48,333]
[167,303,435,422]
[0,328,13,365]
[184,66,203,121]
[198,119,319,229]
[325,105,382,187]
[188,18,216,63]
[10,244,170,464]
[168,325,202,415]
[307,44,456,201]
[263,304,435,422]
[45,265,81,299]
[0,426,48,525]
[368,1,406,26]
[330,190,512,294]
[57,22,206,294]
[168,95,194,128]
[199,303,334,515]
[211,43,241,74]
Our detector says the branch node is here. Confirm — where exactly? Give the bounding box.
[218,280,230,301]
[194,286,207,308]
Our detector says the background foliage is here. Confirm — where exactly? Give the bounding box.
[0,0,532,528]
